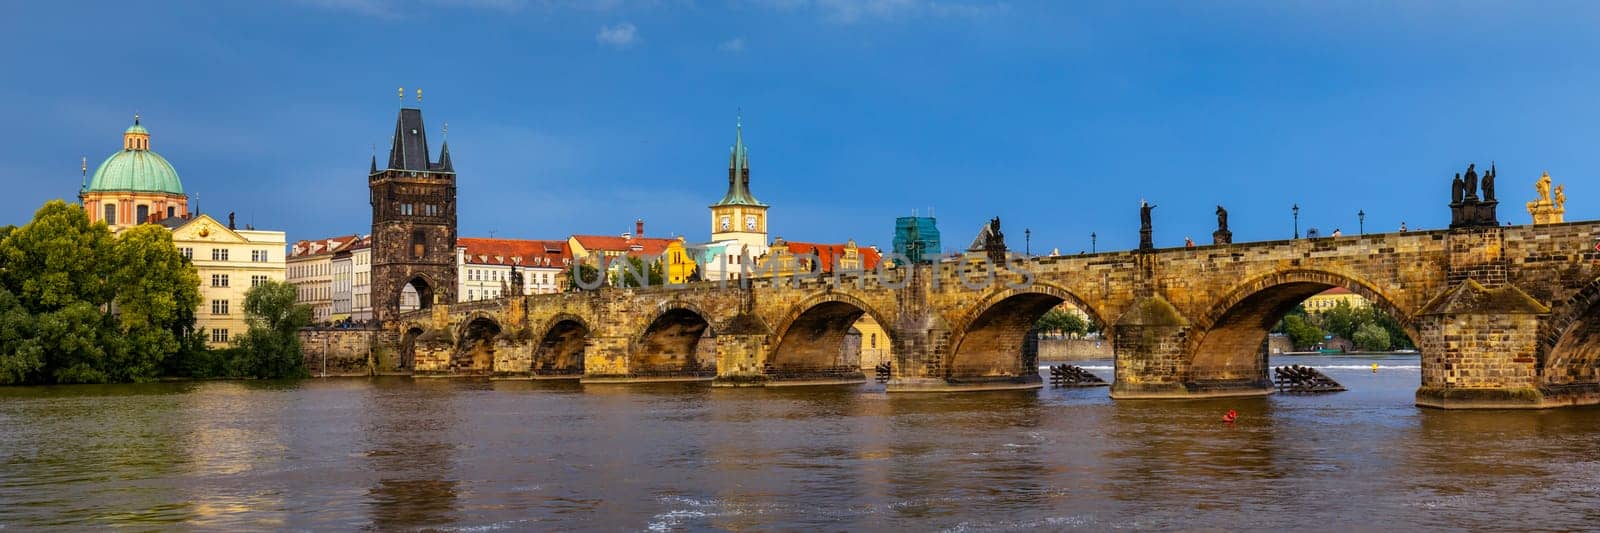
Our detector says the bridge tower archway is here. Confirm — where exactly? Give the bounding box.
[397,275,437,313]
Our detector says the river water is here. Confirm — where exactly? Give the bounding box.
[2,354,1598,531]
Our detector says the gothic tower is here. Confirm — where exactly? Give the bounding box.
[370,106,457,323]
[709,113,768,250]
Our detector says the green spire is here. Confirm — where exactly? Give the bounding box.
[713,110,764,207]
[730,109,748,171]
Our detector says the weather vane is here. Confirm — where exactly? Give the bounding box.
[416,88,422,104]
[397,87,404,105]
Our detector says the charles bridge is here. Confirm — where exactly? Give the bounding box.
[307,220,1600,410]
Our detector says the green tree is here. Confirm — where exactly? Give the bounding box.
[1318,300,1363,341]
[567,263,602,291]
[610,256,664,288]
[1282,315,1324,350]
[0,287,43,384]
[107,224,200,381]
[1352,322,1392,351]
[1363,307,1415,350]
[232,280,312,379]
[0,200,114,312]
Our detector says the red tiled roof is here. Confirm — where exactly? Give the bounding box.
[289,234,363,258]
[781,241,881,272]
[1317,287,1354,295]
[571,235,677,257]
[458,237,571,267]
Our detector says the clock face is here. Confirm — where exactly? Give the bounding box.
[720,216,730,231]
[745,216,758,231]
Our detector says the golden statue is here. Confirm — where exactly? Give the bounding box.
[1527,171,1566,225]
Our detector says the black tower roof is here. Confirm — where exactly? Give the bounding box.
[386,108,452,173]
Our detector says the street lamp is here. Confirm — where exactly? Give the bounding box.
[1292,204,1300,239]
[1090,232,1097,253]
[1025,228,1031,256]
[1358,209,1366,235]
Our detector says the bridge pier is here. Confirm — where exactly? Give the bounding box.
[1413,281,1553,408]
[712,333,769,387]
[1109,296,1274,400]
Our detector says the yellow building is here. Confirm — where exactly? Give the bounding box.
[853,314,892,372]
[663,237,697,284]
[1302,287,1370,314]
[164,214,286,348]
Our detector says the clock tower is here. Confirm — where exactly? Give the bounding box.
[709,113,768,250]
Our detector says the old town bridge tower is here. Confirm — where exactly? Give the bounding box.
[370,107,457,323]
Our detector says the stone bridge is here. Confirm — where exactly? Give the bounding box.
[387,222,1600,409]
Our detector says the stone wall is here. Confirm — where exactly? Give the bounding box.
[1037,338,1113,361]
[298,328,398,377]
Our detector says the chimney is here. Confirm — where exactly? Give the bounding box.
[635,218,645,238]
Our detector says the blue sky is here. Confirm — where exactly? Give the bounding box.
[3,1,1598,253]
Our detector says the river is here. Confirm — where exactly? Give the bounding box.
[2,353,1598,531]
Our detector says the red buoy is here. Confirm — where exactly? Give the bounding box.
[1222,409,1238,423]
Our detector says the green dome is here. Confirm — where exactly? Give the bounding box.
[124,123,148,135]
[86,148,183,195]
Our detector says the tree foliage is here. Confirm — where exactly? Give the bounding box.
[0,200,199,384]
[1034,308,1088,338]
[232,280,312,379]
[1352,322,1392,351]
[1282,315,1324,350]
[609,256,664,288]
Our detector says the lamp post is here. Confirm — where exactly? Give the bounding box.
[1090,232,1097,253]
[1358,209,1366,235]
[1292,204,1300,239]
[1025,228,1031,256]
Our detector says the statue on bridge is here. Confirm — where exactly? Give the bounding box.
[1483,163,1497,201]
[1527,171,1567,225]
[1139,200,1156,250]
[1450,162,1499,229]
[1213,205,1232,245]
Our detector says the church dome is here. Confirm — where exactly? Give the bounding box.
[85,116,184,195]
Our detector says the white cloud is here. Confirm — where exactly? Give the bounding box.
[718,37,746,52]
[596,23,640,48]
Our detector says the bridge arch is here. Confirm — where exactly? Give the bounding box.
[944,282,1105,381]
[1541,276,1600,387]
[455,313,503,372]
[397,325,425,372]
[533,313,591,377]
[633,302,715,377]
[1187,268,1418,382]
[767,291,894,380]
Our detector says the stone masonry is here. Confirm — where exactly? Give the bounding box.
[377,221,1600,409]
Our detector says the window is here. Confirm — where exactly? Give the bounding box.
[211,329,229,343]
[180,247,193,259]
[211,299,229,315]
[251,275,268,287]
[167,206,176,218]
[425,204,439,216]
[136,205,150,224]
[468,290,475,300]
[211,274,229,287]
[252,250,269,262]
[400,203,414,216]
[103,203,117,224]
[411,230,427,259]
[212,248,229,261]
[870,333,877,348]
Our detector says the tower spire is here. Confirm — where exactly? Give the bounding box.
[80,156,87,191]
